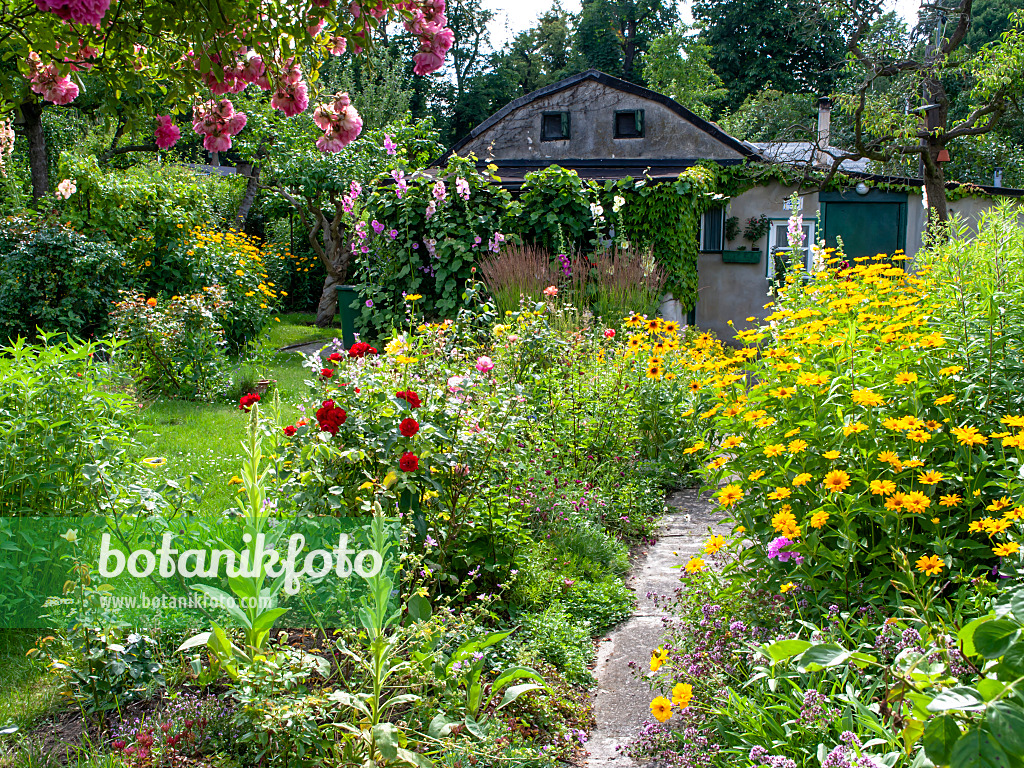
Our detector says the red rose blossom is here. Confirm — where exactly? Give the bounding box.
[399,451,419,472]
[283,425,297,436]
[328,352,343,361]
[321,367,334,378]
[239,392,260,411]
[395,389,421,408]
[315,399,347,435]
[348,342,378,358]
[399,417,420,437]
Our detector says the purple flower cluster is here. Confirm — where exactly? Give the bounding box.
[767,536,804,564]
[749,746,797,768]
[798,689,838,731]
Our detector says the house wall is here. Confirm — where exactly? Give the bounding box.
[905,194,1003,256]
[695,181,814,343]
[458,80,745,162]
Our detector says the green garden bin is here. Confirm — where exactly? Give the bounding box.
[335,284,359,349]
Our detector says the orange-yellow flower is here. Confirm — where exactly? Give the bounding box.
[870,479,896,495]
[952,426,988,446]
[650,648,669,672]
[852,389,885,407]
[685,557,705,574]
[704,535,727,555]
[823,470,851,493]
[918,470,944,485]
[717,484,744,507]
[915,554,944,576]
[650,696,672,722]
[993,542,1020,557]
[764,444,786,457]
[793,473,812,487]
[671,683,693,708]
[809,510,830,529]
[767,487,793,501]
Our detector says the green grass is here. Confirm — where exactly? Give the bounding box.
[267,312,337,349]
[0,630,64,742]
[135,350,312,515]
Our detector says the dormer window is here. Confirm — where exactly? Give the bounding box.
[615,109,645,138]
[541,111,570,141]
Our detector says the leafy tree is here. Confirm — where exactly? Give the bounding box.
[720,90,818,142]
[963,0,1024,48]
[643,25,727,119]
[489,5,584,98]
[693,0,847,112]
[830,0,1024,223]
[576,0,679,82]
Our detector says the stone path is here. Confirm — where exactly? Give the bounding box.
[278,339,336,358]
[586,488,727,767]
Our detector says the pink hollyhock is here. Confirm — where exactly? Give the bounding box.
[455,177,469,200]
[154,115,180,150]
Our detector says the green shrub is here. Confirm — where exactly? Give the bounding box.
[110,289,232,401]
[0,332,137,515]
[0,219,124,343]
[516,605,595,685]
[561,577,634,634]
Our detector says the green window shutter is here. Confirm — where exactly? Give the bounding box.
[561,112,570,139]
[635,110,644,135]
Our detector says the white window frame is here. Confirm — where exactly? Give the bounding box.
[766,218,814,279]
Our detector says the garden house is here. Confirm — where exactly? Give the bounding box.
[439,69,1024,341]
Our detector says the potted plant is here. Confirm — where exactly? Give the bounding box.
[723,214,770,264]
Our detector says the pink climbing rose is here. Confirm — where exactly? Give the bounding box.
[154,115,181,150]
[26,54,78,105]
[33,0,110,26]
[313,92,363,153]
[192,99,247,152]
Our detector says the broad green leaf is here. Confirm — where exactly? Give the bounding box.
[407,594,431,622]
[927,687,985,713]
[765,638,811,662]
[492,666,545,692]
[986,702,1024,757]
[949,727,1011,768]
[496,682,545,710]
[175,631,211,653]
[974,620,1020,659]
[923,714,961,764]
[798,644,850,671]
[977,679,1006,702]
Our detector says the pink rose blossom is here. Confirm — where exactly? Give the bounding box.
[314,91,363,152]
[33,0,110,26]
[475,356,494,373]
[154,115,180,149]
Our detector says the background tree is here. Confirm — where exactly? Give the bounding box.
[576,0,679,82]
[692,0,847,113]
[829,0,1024,223]
[643,25,728,119]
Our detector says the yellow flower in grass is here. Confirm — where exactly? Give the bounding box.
[787,439,808,454]
[796,372,828,387]
[671,683,693,709]
[646,362,664,380]
[1003,434,1024,449]
[142,457,167,468]
[685,557,705,574]
[748,470,766,481]
[721,435,743,449]
[877,450,901,466]
[404,294,423,301]
[985,518,1012,535]
[628,335,643,350]
[717,484,744,508]
[771,386,796,399]
[938,493,961,507]
[1002,415,1024,428]
[994,542,1021,557]
[780,582,796,593]
[650,696,672,722]
[843,422,868,436]
[939,365,964,376]
[918,470,944,485]
[682,441,706,455]
[793,473,812,487]
[823,450,841,460]
[764,444,786,458]
[704,535,727,554]
[987,496,1012,512]
[809,510,830,529]
[894,372,919,385]
[915,554,944,576]
[650,647,669,672]
[852,389,885,407]
[903,491,931,514]
[823,470,851,493]
[935,395,955,405]
[772,509,797,531]
[767,487,793,501]
[227,476,243,486]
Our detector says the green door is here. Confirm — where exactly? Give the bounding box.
[820,190,907,259]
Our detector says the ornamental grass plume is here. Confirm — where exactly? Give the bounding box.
[478,244,559,316]
[589,246,665,324]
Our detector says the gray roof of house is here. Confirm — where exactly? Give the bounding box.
[749,142,871,173]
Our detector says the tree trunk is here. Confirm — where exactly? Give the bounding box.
[22,102,49,201]
[316,271,342,327]
[622,19,637,81]
[922,140,949,230]
[235,164,260,227]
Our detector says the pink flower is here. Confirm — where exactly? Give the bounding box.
[154,115,180,150]
[307,18,326,37]
[330,36,348,56]
[314,91,363,153]
[192,99,247,152]
[447,375,464,392]
[425,201,436,220]
[271,60,309,116]
[33,0,110,26]
[543,285,558,297]
[604,328,615,338]
[475,356,494,373]
[56,178,76,199]
[432,180,446,200]
[26,53,79,105]
[455,177,469,200]
[384,134,397,155]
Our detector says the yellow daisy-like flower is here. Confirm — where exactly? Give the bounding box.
[935,395,955,405]
[877,450,901,465]
[939,365,964,376]
[939,493,962,507]
[650,696,672,722]
[764,444,786,458]
[870,479,896,495]
[993,542,1021,557]
[809,510,830,529]
[917,470,943,485]
[792,473,812,487]
[671,683,693,709]
[405,294,424,301]
[915,554,944,575]
[227,475,243,486]
[767,487,792,501]
[1001,415,1024,428]
[780,582,796,593]
[823,450,841,460]
[823,470,851,493]
[701,534,728,557]
[748,470,766,481]
[851,389,885,407]
[787,439,808,454]
[685,557,705,574]
[650,648,669,672]
[721,435,743,449]
[952,426,988,446]
[987,496,1012,512]
[843,422,868,436]
[716,484,744,507]
[893,372,918,385]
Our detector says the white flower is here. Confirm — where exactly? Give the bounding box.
[59,528,78,543]
[56,178,76,199]
[589,203,604,220]
[612,195,625,213]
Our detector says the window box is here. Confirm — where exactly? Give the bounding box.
[723,249,761,264]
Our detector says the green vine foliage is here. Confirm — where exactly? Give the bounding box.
[513,166,595,251]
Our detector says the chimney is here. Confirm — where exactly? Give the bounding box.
[816,97,831,166]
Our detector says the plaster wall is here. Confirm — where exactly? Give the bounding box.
[458,80,744,162]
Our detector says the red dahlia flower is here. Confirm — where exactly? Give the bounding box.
[395,389,421,408]
[399,452,419,472]
[399,417,420,437]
